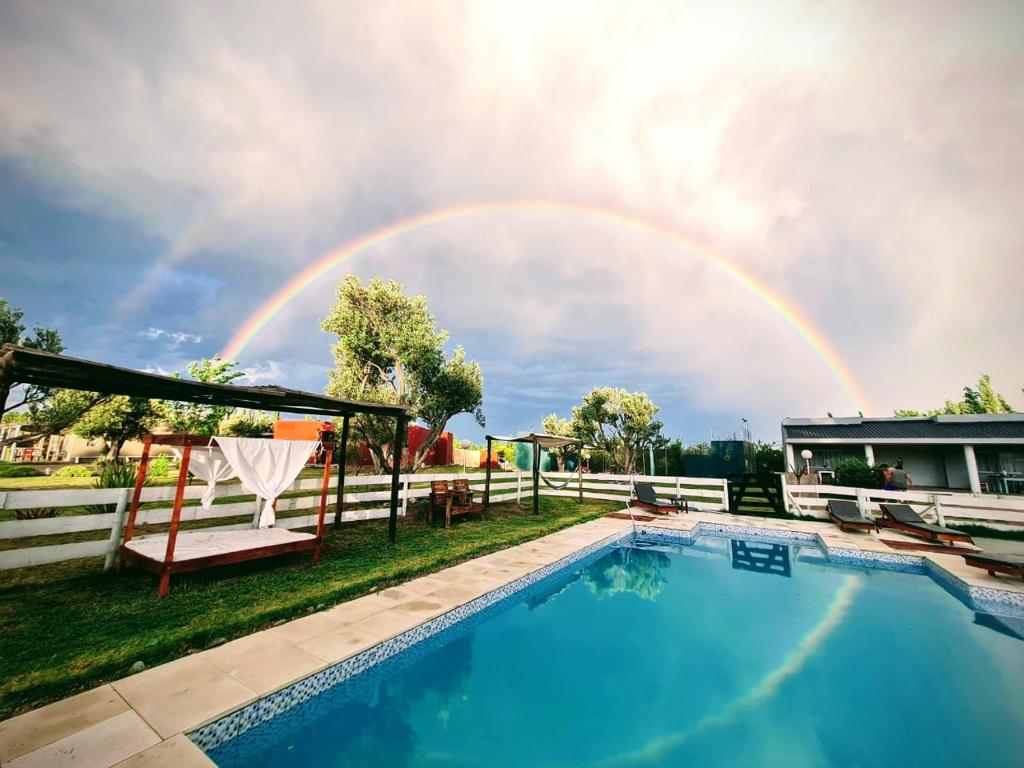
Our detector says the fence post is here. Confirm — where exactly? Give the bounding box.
[675,476,681,499]
[103,488,131,572]
[401,474,410,517]
[932,493,944,526]
[722,478,730,512]
[517,470,522,503]
[780,473,790,514]
[855,487,867,517]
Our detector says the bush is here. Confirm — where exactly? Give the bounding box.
[54,465,95,478]
[15,507,60,519]
[146,455,176,478]
[0,463,43,478]
[84,461,155,514]
[834,458,885,489]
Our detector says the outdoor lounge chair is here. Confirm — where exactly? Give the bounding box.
[634,482,687,515]
[826,499,878,533]
[879,503,974,546]
[962,552,1024,581]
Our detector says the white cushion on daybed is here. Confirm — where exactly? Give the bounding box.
[123,528,316,563]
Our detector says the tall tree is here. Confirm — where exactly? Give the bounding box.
[894,374,1016,417]
[541,413,575,470]
[322,276,484,470]
[165,356,244,434]
[70,395,166,461]
[0,298,65,417]
[569,387,664,475]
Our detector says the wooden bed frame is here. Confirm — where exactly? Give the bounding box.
[118,434,333,598]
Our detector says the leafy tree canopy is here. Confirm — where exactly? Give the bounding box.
[68,394,166,461]
[166,356,244,435]
[1,298,65,417]
[564,387,664,475]
[894,374,1016,417]
[322,276,484,470]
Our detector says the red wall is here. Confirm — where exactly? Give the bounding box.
[354,425,454,467]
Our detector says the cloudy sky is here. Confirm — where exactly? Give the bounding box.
[1,0,1021,443]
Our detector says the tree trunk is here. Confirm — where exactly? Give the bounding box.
[411,420,448,471]
[107,437,127,463]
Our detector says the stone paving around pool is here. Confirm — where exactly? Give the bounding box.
[1,511,1020,767]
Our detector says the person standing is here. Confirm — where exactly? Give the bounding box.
[892,458,913,490]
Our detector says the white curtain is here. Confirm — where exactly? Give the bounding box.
[174,446,237,510]
[214,437,319,527]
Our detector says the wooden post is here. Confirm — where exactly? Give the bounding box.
[484,436,493,513]
[313,448,332,563]
[532,439,541,515]
[159,444,191,598]
[517,470,522,503]
[721,478,730,512]
[103,488,131,572]
[578,444,583,503]
[333,415,350,528]
[388,415,406,544]
[121,437,151,551]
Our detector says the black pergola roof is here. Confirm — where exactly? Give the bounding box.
[0,344,408,418]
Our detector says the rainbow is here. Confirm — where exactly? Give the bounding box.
[220,200,871,412]
[594,573,863,766]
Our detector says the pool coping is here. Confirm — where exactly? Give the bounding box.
[1,512,1021,767]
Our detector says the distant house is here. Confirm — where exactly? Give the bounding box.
[781,414,1024,493]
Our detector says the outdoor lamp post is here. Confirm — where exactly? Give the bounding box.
[461,439,471,475]
[801,449,813,476]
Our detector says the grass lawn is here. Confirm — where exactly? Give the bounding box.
[0,495,617,720]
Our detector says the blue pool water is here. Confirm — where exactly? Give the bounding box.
[205,534,1024,767]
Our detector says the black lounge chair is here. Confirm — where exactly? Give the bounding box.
[634,482,687,515]
[879,503,973,545]
[826,500,877,533]
[963,552,1024,581]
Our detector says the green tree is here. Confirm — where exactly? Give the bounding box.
[0,298,66,417]
[894,374,1016,417]
[71,396,166,461]
[219,410,274,437]
[321,276,484,470]
[569,387,664,475]
[541,413,576,470]
[165,356,244,435]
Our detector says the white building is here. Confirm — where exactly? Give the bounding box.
[780,414,1024,494]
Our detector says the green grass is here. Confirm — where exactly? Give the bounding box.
[0,496,616,720]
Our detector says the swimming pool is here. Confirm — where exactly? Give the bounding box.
[198,530,1024,767]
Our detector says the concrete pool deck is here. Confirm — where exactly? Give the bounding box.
[1,511,1021,767]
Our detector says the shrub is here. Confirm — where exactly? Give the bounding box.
[0,463,43,478]
[15,507,60,519]
[834,458,885,489]
[54,465,95,478]
[146,455,176,478]
[84,460,154,514]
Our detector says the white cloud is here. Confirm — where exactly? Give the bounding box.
[140,327,203,345]
[2,0,1022,428]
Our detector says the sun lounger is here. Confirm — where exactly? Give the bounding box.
[879,503,973,545]
[634,482,687,515]
[826,499,877,533]
[962,552,1024,581]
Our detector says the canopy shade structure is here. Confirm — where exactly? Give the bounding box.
[0,344,409,544]
[484,433,585,515]
[0,344,408,418]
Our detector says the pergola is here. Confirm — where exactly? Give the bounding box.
[484,432,584,515]
[0,344,410,542]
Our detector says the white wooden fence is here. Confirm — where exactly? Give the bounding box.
[0,471,726,571]
[780,475,1024,530]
